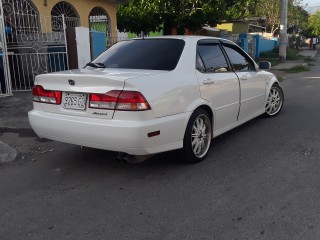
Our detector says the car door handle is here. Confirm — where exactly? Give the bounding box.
[203,78,215,84]
[240,76,247,81]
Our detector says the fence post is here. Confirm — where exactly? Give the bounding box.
[253,35,260,59]
[239,33,249,53]
[62,14,69,69]
[0,0,12,95]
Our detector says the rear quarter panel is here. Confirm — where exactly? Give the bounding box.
[123,39,204,118]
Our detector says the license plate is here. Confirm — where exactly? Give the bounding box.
[63,92,87,110]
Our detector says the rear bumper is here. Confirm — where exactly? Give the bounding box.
[28,110,189,155]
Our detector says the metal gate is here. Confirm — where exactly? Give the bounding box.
[0,0,73,96]
[0,12,11,96]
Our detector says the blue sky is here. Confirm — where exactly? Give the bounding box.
[304,0,320,6]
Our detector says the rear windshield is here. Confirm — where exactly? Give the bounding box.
[92,39,185,71]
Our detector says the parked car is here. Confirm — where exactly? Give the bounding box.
[28,36,284,163]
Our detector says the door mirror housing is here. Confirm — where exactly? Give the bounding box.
[258,61,271,70]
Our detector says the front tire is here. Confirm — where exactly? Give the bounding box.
[264,84,284,117]
[182,109,212,163]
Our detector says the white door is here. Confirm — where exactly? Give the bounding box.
[195,41,240,131]
[222,43,266,120]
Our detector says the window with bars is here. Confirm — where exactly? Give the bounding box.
[51,1,80,31]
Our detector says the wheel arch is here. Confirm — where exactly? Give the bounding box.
[184,101,215,136]
[181,104,214,163]
[266,74,280,97]
[197,105,213,122]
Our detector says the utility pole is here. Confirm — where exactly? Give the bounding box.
[279,0,288,62]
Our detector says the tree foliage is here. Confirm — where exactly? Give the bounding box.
[146,0,226,35]
[290,5,311,37]
[117,0,258,35]
[116,0,162,35]
[225,0,259,20]
[117,0,310,36]
[288,2,309,31]
[308,11,320,36]
[255,0,309,34]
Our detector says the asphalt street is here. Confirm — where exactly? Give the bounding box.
[1,55,320,240]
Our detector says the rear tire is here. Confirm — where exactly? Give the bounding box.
[182,109,212,163]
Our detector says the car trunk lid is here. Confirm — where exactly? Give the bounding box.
[34,68,165,119]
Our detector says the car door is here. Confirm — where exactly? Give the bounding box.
[222,43,266,120]
[195,40,240,131]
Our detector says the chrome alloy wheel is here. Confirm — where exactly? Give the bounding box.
[191,114,212,158]
[265,86,283,116]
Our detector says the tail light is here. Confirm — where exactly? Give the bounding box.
[89,90,151,111]
[89,90,120,110]
[32,85,62,105]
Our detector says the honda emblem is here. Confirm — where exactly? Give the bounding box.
[68,80,75,86]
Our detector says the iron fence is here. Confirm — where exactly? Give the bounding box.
[0,0,72,94]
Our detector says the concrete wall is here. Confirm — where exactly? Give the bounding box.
[253,35,277,58]
[238,34,277,58]
[32,0,117,37]
[216,23,248,34]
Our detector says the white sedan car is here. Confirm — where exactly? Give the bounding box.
[28,36,283,163]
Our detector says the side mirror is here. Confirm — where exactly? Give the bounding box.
[259,61,271,70]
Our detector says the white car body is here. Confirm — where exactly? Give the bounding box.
[28,36,280,157]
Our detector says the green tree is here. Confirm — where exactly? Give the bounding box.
[158,0,227,35]
[117,0,258,35]
[225,0,259,20]
[308,11,320,36]
[288,2,309,33]
[255,0,308,34]
[117,0,162,35]
[255,0,281,33]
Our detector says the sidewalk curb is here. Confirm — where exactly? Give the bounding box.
[271,49,318,70]
[0,141,18,164]
[299,51,318,59]
[272,62,309,70]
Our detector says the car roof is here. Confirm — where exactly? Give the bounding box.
[131,35,234,44]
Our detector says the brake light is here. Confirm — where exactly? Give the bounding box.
[32,85,62,105]
[89,90,121,110]
[89,90,151,111]
[116,91,151,110]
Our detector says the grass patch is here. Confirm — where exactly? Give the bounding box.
[256,49,302,66]
[284,65,310,73]
[267,59,280,67]
[286,49,302,60]
[260,51,278,58]
[259,49,302,61]
[255,57,280,67]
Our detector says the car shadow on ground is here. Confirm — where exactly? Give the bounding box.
[59,115,266,170]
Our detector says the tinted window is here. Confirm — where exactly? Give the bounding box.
[223,44,256,72]
[92,39,185,71]
[196,53,206,72]
[197,44,229,73]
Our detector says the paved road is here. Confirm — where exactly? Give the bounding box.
[1,56,320,240]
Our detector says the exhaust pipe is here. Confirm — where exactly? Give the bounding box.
[116,152,152,163]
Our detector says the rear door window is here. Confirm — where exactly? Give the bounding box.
[92,39,185,71]
[197,44,230,73]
